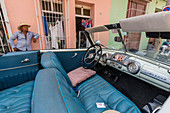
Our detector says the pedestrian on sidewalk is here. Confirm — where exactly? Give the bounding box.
[9,22,40,51]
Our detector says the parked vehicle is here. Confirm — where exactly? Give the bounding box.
[0,11,170,113]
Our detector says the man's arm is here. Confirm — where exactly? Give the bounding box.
[32,32,40,39]
[8,32,18,49]
[164,42,170,47]
[32,32,40,43]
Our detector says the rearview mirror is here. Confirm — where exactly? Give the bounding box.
[96,40,101,44]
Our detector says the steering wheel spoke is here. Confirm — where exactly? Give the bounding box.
[82,44,102,69]
[84,58,89,62]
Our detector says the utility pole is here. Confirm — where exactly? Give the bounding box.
[166,0,170,5]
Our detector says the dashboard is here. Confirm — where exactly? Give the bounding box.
[102,53,140,74]
[100,51,170,92]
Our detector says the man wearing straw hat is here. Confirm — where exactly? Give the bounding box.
[9,22,40,51]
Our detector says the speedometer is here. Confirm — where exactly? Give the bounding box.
[127,62,140,74]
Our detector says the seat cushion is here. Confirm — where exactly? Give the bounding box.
[77,75,141,113]
[68,67,96,87]
[0,81,34,113]
[41,51,73,87]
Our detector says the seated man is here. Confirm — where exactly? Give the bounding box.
[160,39,170,56]
[163,39,170,47]
[147,42,154,50]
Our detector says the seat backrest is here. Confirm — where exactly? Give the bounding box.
[32,68,86,113]
[41,51,73,87]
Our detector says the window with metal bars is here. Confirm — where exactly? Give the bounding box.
[75,5,91,18]
[0,5,11,53]
[41,0,65,49]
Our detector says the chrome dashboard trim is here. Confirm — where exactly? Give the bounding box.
[140,69,170,85]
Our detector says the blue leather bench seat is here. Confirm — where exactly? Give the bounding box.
[38,51,141,113]
[0,81,34,113]
[77,75,140,113]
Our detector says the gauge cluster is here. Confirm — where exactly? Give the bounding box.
[101,53,141,74]
[112,53,128,62]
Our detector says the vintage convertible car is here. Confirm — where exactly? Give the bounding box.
[0,11,170,113]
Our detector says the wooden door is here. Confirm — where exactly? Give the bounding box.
[125,0,147,50]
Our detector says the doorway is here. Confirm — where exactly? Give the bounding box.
[76,17,91,48]
[75,5,92,48]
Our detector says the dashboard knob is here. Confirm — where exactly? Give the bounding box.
[168,69,170,74]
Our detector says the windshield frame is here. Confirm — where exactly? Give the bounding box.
[86,27,170,67]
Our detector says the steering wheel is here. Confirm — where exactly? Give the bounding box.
[82,44,102,69]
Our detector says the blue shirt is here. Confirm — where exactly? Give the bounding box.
[163,41,170,47]
[8,31,40,51]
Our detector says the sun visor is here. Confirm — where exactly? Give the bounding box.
[85,26,108,33]
[119,12,170,32]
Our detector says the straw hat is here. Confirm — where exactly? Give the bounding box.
[17,22,31,30]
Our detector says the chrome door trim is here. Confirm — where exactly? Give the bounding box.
[0,63,39,71]
[40,49,87,52]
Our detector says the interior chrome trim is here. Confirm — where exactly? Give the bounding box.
[152,106,161,113]
[21,58,30,63]
[0,63,39,71]
[72,53,78,58]
[40,49,87,52]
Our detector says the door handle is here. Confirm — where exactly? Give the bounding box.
[21,58,30,63]
[72,53,78,58]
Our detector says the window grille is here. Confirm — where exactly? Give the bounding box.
[0,4,11,53]
[75,5,91,18]
[41,0,66,49]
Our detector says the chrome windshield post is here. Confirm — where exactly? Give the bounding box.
[117,29,127,53]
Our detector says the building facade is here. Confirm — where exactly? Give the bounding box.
[0,0,167,52]
[109,0,167,50]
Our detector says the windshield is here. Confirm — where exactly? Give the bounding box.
[92,30,170,65]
